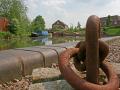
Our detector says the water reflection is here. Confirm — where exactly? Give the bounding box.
[32,37,52,45]
[0,36,84,51]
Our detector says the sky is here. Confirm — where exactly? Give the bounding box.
[25,0,120,28]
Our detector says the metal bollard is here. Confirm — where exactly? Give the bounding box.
[86,15,100,84]
[59,15,119,90]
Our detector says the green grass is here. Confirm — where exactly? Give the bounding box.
[104,26,120,36]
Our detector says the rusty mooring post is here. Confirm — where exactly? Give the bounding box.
[86,15,100,84]
[59,15,119,90]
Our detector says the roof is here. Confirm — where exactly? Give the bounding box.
[52,20,68,27]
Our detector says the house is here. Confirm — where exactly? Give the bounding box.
[0,17,9,32]
[52,20,68,30]
[100,15,120,27]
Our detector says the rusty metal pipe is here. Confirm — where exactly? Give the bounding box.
[59,48,119,90]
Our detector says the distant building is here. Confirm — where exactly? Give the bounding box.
[52,20,68,30]
[0,17,9,32]
[100,15,120,27]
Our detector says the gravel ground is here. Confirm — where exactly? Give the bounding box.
[0,77,31,90]
[32,67,61,83]
[106,38,120,63]
[0,38,120,90]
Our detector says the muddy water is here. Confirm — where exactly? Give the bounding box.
[0,36,84,51]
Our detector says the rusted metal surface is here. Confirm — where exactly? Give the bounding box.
[86,15,100,83]
[59,48,119,90]
[59,15,119,90]
[74,40,109,72]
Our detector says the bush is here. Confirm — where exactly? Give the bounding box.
[0,32,13,39]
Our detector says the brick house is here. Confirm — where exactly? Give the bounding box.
[0,17,9,32]
[100,15,120,27]
[52,20,68,30]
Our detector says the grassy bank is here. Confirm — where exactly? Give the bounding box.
[103,26,120,36]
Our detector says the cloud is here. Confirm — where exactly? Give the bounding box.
[25,0,40,19]
[41,0,66,7]
[74,0,113,4]
[25,0,67,20]
[41,0,66,14]
[25,0,120,28]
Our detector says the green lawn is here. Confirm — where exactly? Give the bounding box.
[104,27,120,36]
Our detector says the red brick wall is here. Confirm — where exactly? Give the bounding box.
[0,18,9,32]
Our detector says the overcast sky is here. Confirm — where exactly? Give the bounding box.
[25,0,120,28]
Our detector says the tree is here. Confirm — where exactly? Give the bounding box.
[0,0,11,17]
[8,18,20,34]
[74,26,78,32]
[69,25,74,31]
[0,0,28,20]
[31,15,45,32]
[77,22,81,30]
[106,15,111,27]
[0,0,30,36]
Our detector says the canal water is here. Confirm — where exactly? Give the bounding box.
[0,36,84,51]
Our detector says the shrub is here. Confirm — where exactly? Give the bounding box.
[0,32,12,39]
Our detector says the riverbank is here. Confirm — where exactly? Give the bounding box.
[103,26,120,36]
[0,36,120,90]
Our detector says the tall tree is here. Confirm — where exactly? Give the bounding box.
[0,0,27,20]
[69,25,74,31]
[0,0,30,35]
[31,15,45,32]
[0,0,11,17]
[106,15,111,27]
[77,22,81,30]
